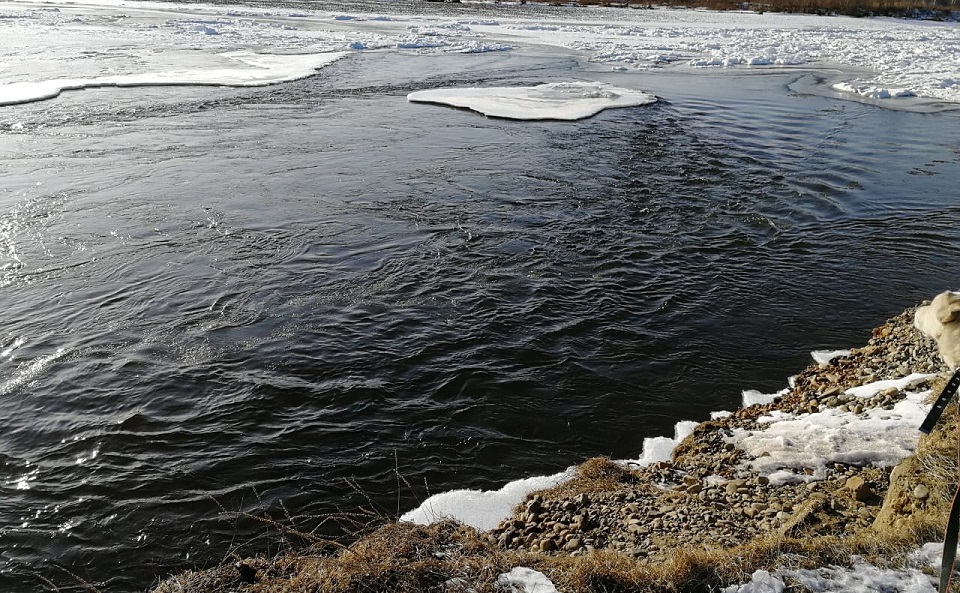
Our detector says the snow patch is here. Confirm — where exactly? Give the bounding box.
[497,567,559,593]
[730,382,932,485]
[400,469,574,531]
[0,52,346,107]
[742,388,787,407]
[811,349,851,364]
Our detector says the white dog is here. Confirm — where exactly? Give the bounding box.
[915,290,960,370]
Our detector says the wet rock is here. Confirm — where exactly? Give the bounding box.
[236,560,257,584]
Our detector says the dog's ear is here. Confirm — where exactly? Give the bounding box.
[940,300,960,324]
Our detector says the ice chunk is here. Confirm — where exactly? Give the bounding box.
[407,81,656,121]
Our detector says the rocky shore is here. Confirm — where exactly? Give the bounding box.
[486,307,946,563]
[154,304,955,593]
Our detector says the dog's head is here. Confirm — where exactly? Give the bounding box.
[915,290,960,341]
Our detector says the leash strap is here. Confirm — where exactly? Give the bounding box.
[920,368,960,435]
[942,486,960,593]
[921,368,960,593]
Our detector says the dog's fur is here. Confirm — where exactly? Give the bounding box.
[915,290,960,370]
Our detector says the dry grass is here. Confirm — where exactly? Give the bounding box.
[152,507,942,593]
[153,521,517,593]
[515,529,923,593]
[535,456,644,500]
[871,375,959,543]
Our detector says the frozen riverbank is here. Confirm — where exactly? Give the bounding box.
[155,303,957,592]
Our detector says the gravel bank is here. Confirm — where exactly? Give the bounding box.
[488,306,947,561]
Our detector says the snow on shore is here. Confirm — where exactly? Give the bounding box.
[401,469,575,531]
[1,0,959,109]
[730,380,934,486]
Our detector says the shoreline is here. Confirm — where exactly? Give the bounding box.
[153,302,956,592]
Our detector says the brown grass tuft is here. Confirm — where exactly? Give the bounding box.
[536,457,643,500]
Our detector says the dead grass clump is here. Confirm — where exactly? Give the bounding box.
[152,565,244,593]
[183,520,517,593]
[318,520,507,592]
[520,528,923,593]
[530,550,660,593]
[714,530,918,576]
[873,376,959,543]
[536,457,642,501]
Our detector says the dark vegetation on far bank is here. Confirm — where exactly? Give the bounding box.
[534,0,958,20]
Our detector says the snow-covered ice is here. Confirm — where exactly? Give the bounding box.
[845,372,935,398]
[742,388,788,407]
[624,419,699,467]
[0,51,346,106]
[399,468,574,531]
[723,559,940,592]
[730,385,932,485]
[811,349,852,364]
[407,82,657,120]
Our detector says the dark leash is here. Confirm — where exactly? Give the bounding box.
[919,367,960,593]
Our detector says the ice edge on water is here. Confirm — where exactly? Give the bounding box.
[0,51,348,107]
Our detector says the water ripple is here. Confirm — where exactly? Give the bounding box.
[1,62,959,592]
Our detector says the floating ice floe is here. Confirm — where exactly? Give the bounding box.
[0,51,347,107]
[407,81,656,121]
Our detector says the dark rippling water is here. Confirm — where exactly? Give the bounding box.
[1,44,960,592]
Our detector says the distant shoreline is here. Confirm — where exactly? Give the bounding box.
[130,0,960,21]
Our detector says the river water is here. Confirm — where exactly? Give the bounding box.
[1,37,959,592]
